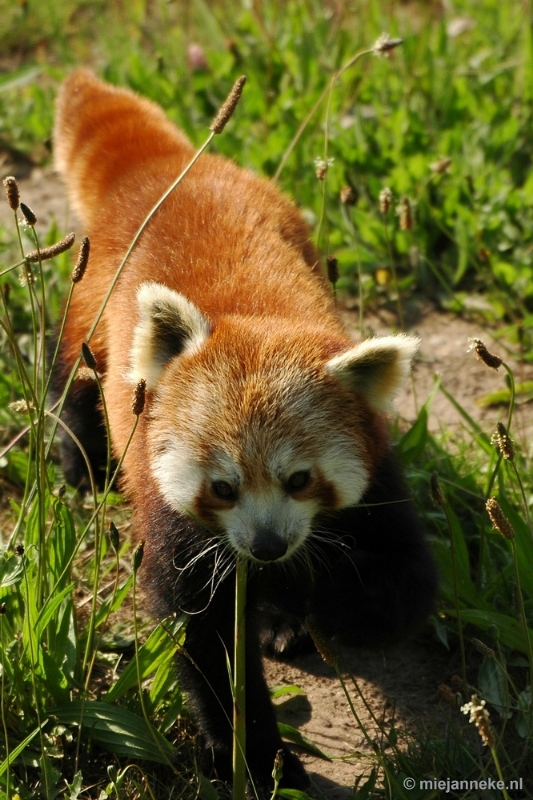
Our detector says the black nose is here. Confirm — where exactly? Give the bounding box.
[249,531,288,562]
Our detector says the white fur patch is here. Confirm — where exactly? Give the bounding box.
[151,439,204,515]
[128,282,210,388]
[317,438,369,508]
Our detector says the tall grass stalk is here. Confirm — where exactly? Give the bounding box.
[273,36,402,182]
[431,473,468,694]
[233,556,247,800]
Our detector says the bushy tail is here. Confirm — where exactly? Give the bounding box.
[54,69,194,226]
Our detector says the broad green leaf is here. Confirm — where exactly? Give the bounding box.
[478,658,511,718]
[270,684,305,699]
[444,608,533,654]
[277,722,331,760]
[49,499,77,588]
[0,552,24,588]
[398,407,428,464]
[52,701,174,765]
[0,721,48,777]
[35,583,75,639]
[91,574,134,630]
[498,497,533,601]
[105,615,186,703]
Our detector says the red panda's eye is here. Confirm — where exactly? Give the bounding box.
[212,481,236,500]
[286,471,311,493]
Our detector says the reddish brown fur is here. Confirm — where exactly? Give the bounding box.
[54,70,384,499]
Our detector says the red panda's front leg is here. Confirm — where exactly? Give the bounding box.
[177,582,309,795]
[308,448,437,648]
[137,499,309,795]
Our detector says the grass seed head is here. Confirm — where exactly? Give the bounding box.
[72,235,90,283]
[3,175,20,210]
[397,196,414,230]
[340,185,356,205]
[108,521,120,553]
[210,75,246,134]
[492,421,515,461]
[379,187,393,214]
[25,232,75,263]
[327,255,339,285]
[131,378,147,416]
[430,471,446,507]
[9,400,32,414]
[471,638,495,658]
[19,266,34,286]
[272,749,284,783]
[486,497,514,540]
[461,695,496,748]
[437,683,457,707]
[76,366,96,381]
[373,33,404,57]
[314,156,334,180]
[429,157,452,174]
[81,342,97,370]
[187,43,208,72]
[133,540,145,572]
[305,616,338,666]
[19,202,37,226]
[468,338,502,370]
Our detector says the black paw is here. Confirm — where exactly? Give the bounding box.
[261,616,315,660]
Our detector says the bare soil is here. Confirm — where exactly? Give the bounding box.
[2,165,532,797]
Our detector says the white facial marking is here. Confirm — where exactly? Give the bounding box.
[151,439,204,515]
[317,437,370,508]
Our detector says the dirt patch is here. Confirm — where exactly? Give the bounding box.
[2,166,530,797]
[265,637,457,798]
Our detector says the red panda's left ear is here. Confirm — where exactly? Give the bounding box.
[325,334,420,413]
[128,282,211,389]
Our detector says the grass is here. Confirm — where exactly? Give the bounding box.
[1,0,533,797]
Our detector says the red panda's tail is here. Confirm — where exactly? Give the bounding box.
[54,69,194,226]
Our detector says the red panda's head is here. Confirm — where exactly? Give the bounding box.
[127,282,418,563]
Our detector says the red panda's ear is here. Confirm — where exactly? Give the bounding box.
[128,282,211,389]
[325,334,419,413]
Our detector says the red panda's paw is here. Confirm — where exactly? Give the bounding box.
[260,614,315,661]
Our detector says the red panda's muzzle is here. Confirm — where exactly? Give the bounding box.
[249,529,289,562]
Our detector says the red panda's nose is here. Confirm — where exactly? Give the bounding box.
[249,531,288,562]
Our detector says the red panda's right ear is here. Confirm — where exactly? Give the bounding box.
[128,282,211,389]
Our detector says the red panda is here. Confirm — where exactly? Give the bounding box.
[53,70,437,794]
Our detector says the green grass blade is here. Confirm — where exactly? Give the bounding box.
[52,701,174,764]
[104,615,185,703]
